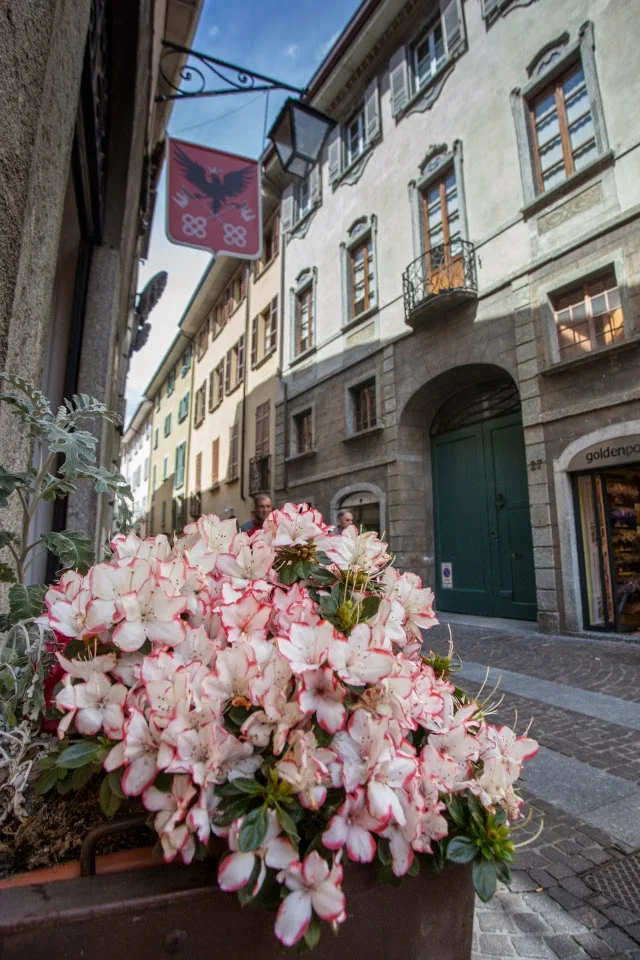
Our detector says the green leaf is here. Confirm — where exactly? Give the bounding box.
[57,740,101,769]
[376,863,402,886]
[41,530,94,574]
[0,562,16,583]
[446,795,466,828]
[107,769,125,798]
[35,767,61,795]
[359,595,381,621]
[310,565,337,586]
[7,583,46,624]
[304,915,322,950]
[231,777,264,796]
[0,466,33,508]
[63,638,86,660]
[495,860,511,884]
[408,856,420,877]
[214,795,256,826]
[276,805,300,846]
[99,776,124,818]
[71,764,96,790]
[56,773,75,794]
[236,858,262,907]
[320,594,338,618]
[238,805,269,853]
[446,837,478,864]
[377,838,392,865]
[314,551,331,566]
[153,771,172,792]
[0,530,19,549]
[472,857,498,902]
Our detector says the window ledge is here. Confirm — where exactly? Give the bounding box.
[286,449,317,463]
[343,424,384,442]
[540,334,640,376]
[254,256,278,283]
[194,418,205,430]
[291,202,320,234]
[334,139,377,188]
[252,348,277,371]
[226,475,239,485]
[342,306,378,333]
[290,346,316,368]
[208,402,222,415]
[522,150,615,220]
[399,57,455,120]
[209,482,220,492]
[225,382,243,398]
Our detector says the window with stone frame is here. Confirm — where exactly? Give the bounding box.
[251,296,278,367]
[294,285,314,356]
[175,442,186,490]
[211,438,220,486]
[351,379,377,433]
[212,271,246,338]
[155,391,161,412]
[412,15,447,93]
[348,233,376,320]
[345,104,366,167]
[164,413,171,437]
[327,80,380,186]
[209,359,224,411]
[551,268,624,362]
[194,382,206,427]
[163,456,168,481]
[154,427,159,449]
[293,409,313,455]
[255,214,280,275]
[180,345,192,378]
[255,401,270,458]
[228,423,239,481]
[296,174,312,221]
[178,392,190,423]
[225,336,245,394]
[528,60,596,195]
[166,369,176,396]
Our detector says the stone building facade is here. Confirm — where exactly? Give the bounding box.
[275,0,640,637]
[0,0,200,571]
[121,403,152,537]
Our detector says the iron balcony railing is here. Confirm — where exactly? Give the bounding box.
[402,239,477,323]
[249,455,271,497]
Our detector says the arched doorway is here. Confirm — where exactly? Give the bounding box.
[332,483,385,534]
[431,377,536,620]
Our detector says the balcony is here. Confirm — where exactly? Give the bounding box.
[402,240,477,328]
[249,455,271,496]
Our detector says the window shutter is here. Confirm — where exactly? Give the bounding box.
[208,371,214,411]
[217,361,224,404]
[281,184,295,233]
[251,315,258,367]
[211,438,219,485]
[389,46,410,117]
[327,126,342,184]
[309,163,321,206]
[195,452,202,492]
[225,349,232,393]
[482,0,500,18]
[442,0,464,56]
[364,77,381,143]
[237,335,245,383]
[269,296,278,352]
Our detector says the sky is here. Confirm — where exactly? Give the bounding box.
[126,0,362,423]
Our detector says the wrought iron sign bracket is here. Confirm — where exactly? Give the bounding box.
[156,40,306,102]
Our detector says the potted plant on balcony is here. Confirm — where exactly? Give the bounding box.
[1,461,537,958]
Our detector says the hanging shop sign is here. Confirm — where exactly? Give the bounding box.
[167,139,262,259]
[569,435,640,472]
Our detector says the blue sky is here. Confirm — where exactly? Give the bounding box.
[126,0,361,421]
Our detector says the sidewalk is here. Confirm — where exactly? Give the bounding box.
[426,615,640,960]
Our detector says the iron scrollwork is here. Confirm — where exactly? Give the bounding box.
[157,41,305,102]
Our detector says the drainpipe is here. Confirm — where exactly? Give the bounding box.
[277,217,289,496]
[184,330,196,522]
[239,262,250,503]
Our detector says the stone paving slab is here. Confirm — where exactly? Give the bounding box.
[456,662,640,731]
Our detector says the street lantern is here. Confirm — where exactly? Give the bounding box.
[268,98,335,179]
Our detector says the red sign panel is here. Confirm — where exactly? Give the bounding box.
[166,138,262,259]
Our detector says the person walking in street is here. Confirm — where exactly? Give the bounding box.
[241,493,273,535]
[335,509,354,534]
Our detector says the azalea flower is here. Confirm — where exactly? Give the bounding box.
[105,708,160,795]
[112,578,188,651]
[328,622,394,686]
[274,852,345,947]
[298,666,347,734]
[322,787,386,862]
[277,620,338,674]
[218,812,297,894]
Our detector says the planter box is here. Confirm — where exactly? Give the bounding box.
[0,858,474,959]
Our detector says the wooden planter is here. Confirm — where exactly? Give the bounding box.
[0,843,474,960]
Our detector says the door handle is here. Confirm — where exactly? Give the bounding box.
[511,552,523,560]
[495,493,506,510]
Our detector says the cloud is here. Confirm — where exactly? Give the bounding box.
[284,43,298,59]
[315,30,339,61]
[208,24,220,39]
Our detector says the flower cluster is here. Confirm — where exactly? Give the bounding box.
[43,504,537,949]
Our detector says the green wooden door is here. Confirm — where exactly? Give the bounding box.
[433,413,537,620]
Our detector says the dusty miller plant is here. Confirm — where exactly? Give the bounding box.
[0,374,132,815]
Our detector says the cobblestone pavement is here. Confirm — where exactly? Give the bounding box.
[426,619,640,959]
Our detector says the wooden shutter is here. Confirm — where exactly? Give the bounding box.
[237,335,245,383]
[309,163,321,206]
[389,46,410,117]
[442,0,464,56]
[364,77,381,143]
[217,361,224,404]
[482,0,500,18]
[281,184,295,233]
[327,126,342,184]
[255,401,270,458]
[268,296,278,353]
[228,423,238,479]
[208,371,214,411]
[251,315,258,367]
[211,438,219,485]
[225,349,232,393]
[195,452,202,491]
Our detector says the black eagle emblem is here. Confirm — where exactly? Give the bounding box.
[173,145,254,215]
